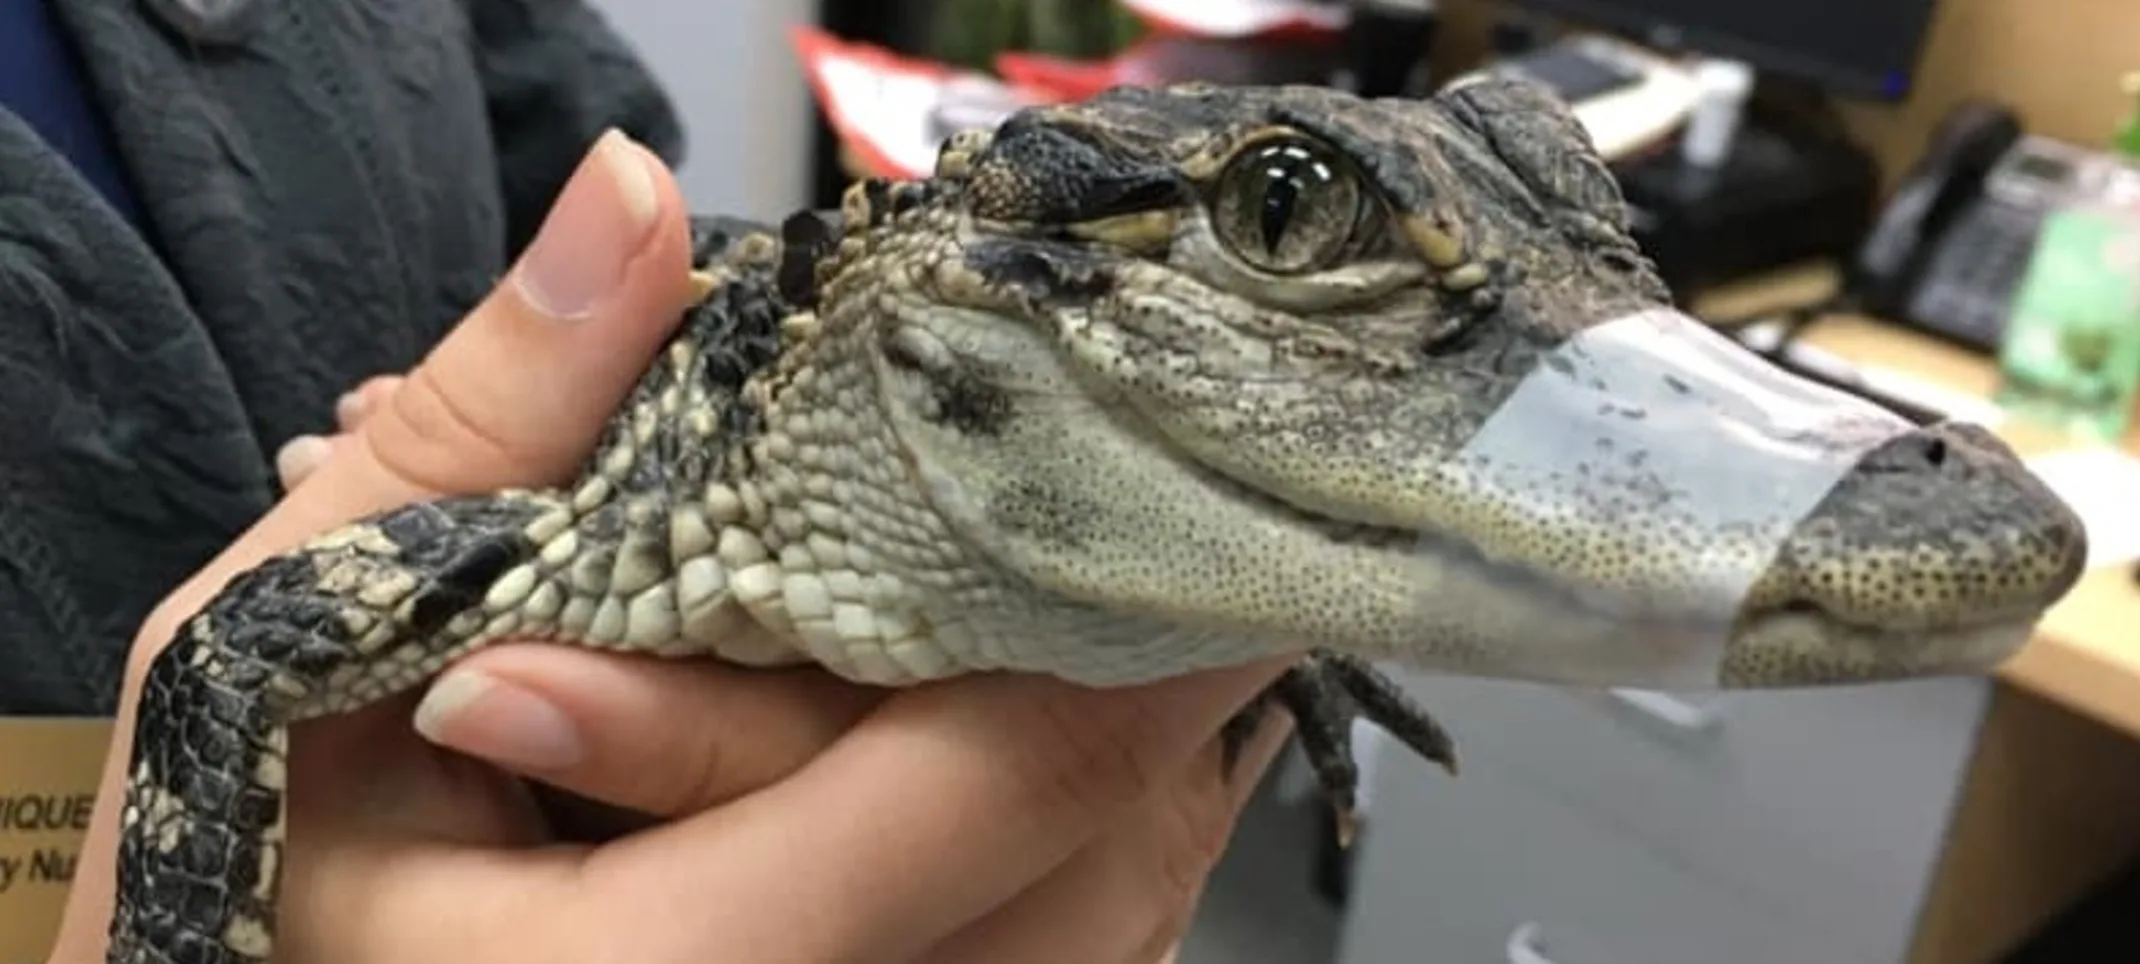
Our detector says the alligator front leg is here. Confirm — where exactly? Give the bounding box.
[1222,650,1457,846]
[108,492,576,964]
[105,478,763,964]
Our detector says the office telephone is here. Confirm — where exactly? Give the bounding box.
[1847,100,2140,353]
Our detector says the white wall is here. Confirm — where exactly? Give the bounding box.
[589,0,818,220]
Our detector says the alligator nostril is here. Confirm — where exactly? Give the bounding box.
[1872,432,1955,474]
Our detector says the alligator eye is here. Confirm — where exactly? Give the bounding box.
[1212,137,1361,275]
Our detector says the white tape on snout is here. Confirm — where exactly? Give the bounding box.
[1437,308,1916,688]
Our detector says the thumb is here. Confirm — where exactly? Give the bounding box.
[359,128,696,496]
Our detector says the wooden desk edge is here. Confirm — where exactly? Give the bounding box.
[2000,614,2140,736]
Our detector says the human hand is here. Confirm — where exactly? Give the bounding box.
[54,130,1293,964]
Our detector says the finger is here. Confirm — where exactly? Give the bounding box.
[50,130,697,961]
[336,375,406,431]
[410,641,887,816]
[926,712,1296,964]
[288,667,1290,964]
[574,657,1294,963]
[278,376,405,490]
[275,433,340,491]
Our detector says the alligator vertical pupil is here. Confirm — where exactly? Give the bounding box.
[1260,161,1302,253]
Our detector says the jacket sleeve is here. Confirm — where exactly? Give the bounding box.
[0,117,280,716]
[463,0,689,257]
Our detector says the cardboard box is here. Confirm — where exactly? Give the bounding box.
[0,719,112,964]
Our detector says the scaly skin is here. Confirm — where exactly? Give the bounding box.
[108,77,2086,964]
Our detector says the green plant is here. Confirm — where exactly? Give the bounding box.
[929,0,1146,71]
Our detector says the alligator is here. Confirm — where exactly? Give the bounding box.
[104,74,2088,964]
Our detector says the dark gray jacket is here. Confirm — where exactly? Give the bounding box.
[1,0,685,715]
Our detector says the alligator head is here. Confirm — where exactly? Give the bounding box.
[780,75,2088,690]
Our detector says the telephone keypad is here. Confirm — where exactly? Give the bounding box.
[1904,201,2046,352]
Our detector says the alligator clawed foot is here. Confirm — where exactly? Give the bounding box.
[1220,650,1457,848]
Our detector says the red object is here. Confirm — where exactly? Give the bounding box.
[790,25,1059,180]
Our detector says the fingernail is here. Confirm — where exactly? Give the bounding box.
[414,670,585,771]
[513,129,662,320]
[274,435,331,485]
[334,391,366,425]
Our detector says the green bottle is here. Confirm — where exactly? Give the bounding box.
[2115,71,2140,160]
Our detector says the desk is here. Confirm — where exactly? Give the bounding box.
[1696,263,2140,964]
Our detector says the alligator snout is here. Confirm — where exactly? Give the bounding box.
[1707,419,2090,687]
[1751,420,2089,629]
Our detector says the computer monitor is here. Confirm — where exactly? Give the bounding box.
[1505,0,1944,100]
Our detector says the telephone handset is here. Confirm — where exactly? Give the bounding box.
[1850,100,2023,309]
